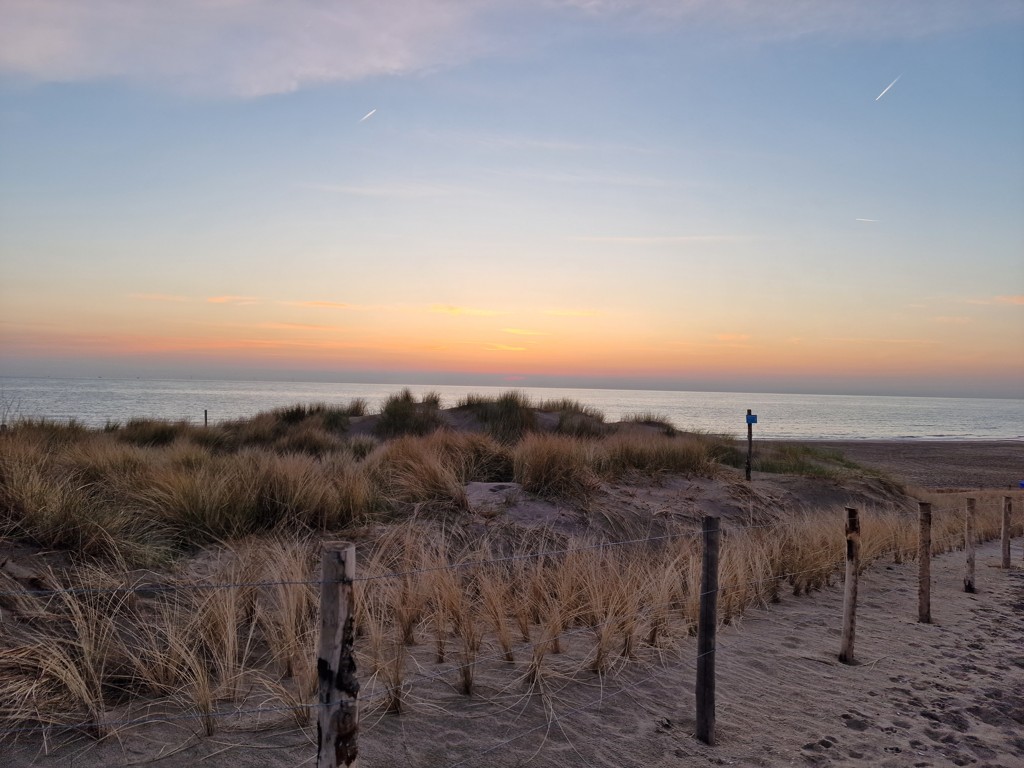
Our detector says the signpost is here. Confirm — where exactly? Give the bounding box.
[745,409,757,481]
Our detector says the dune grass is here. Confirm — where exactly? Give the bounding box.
[621,412,678,436]
[374,389,444,439]
[2,492,1017,742]
[0,402,896,568]
[3,398,1019,745]
[457,391,537,444]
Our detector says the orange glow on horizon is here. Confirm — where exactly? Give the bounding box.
[2,289,1022,394]
[4,321,1021,387]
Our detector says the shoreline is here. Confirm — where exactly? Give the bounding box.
[764,439,1024,490]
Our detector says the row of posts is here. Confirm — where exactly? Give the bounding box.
[844,497,1015,662]
[701,496,1017,745]
[315,497,1017,764]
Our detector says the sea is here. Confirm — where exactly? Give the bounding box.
[2,377,1021,442]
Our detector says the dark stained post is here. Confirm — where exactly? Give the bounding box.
[318,544,359,768]
[1001,497,1012,570]
[696,515,720,745]
[839,507,860,664]
[204,409,208,427]
[744,409,754,481]
[918,502,932,624]
[964,498,976,593]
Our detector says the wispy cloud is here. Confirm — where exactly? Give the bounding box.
[561,1,1022,40]
[502,328,549,336]
[830,337,939,346]
[431,305,505,317]
[470,134,593,152]
[715,333,751,342]
[260,322,347,332]
[302,182,464,198]
[569,235,745,244]
[0,0,483,97]
[207,295,260,305]
[5,1,1013,97]
[964,295,1024,306]
[491,169,671,187]
[484,343,526,351]
[542,309,602,318]
[130,293,190,303]
[284,300,351,309]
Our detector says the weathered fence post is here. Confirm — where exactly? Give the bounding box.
[918,502,931,624]
[839,507,860,664]
[318,543,359,768]
[696,515,720,745]
[744,410,754,481]
[964,498,976,593]
[204,409,208,427]
[1002,496,1012,570]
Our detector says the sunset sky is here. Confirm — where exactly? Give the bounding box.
[1,1,1022,398]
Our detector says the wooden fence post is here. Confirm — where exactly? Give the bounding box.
[318,543,359,768]
[918,502,931,624]
[839,507,860,664]
[964,498,976,593]
[744,410,753,482]
[696,515,720,745]
[1002,497,1012,570]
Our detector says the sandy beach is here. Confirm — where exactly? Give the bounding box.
[776,440,1024,491]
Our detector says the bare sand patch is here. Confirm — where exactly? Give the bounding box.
[794,440,1024,491]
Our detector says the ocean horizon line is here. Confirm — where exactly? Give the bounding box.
[2,374,1021,404]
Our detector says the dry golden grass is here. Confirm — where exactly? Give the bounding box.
[512,433,599,500]
[2,409,1021,744]
[0,402,734,570]
[456,390,537,444]
[0,491,1020,741]
[364,436,469,512]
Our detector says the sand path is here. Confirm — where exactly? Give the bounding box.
[10,538,1022,767]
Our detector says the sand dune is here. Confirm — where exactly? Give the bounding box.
[5,436,1022,767]
[9,537,1021,768]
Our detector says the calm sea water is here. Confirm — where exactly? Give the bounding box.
[1,377,1021,441]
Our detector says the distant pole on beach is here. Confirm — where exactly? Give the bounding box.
[744,409,756,482]
[204,409,208,428]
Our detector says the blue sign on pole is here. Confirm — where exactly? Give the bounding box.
[746,414,758,425]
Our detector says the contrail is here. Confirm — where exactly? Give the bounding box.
[359,108,377,122]
[856,218,879,222]
[875,74,901,101]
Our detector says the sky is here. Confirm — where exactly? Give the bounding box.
[1,0,1022,398]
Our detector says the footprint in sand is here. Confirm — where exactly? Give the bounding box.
[840,712,872,732]
[963,735,997,759]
